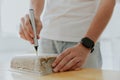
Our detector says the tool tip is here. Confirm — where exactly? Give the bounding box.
[34,46,38,56]
[34,46,38,51]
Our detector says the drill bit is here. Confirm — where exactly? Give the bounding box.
[34,46,38,56]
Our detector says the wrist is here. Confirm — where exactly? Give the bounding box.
[77,43,91,55]
[77,43,91,51]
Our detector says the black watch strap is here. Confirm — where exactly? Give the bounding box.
[81,37,95,53]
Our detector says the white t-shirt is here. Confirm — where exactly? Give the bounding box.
[41,0,100,42]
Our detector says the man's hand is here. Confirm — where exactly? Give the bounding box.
[19,14,42,44]
[19,0,44,44]
[52,43,91,72]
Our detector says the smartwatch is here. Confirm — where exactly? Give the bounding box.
[80,37,95,53]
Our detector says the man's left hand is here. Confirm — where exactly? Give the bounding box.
[52,43,91,72]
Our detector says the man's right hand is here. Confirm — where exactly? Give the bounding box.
[19,14,42,44]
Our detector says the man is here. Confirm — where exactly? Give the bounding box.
[19,0,115,72]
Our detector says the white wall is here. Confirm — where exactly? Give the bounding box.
[100,3,120,71]
[0,11,1,33]
[0,36,34,53]
[0,0,31,53]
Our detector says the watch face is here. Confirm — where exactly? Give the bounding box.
[81,37,94,49]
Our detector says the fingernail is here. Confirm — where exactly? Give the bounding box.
[52,63,56,67]
[53,68,58,72]
[37,36,40,39]
[60,69,63,72]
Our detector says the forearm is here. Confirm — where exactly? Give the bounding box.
[85,0,115,43]
[30,0,44,21]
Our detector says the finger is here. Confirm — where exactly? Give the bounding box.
[23,28,34,42]
[60,57,81,72]
[19,24,27,40]
[21,17,33,42]
[37,34,40,39]
[20,33,33,44]
[21,18,29,40]
[36,21,42,35]
[36,25,41,35]
[19,24,23,35]
[20,34,27,40]
[53,53,75,72]
[52,48,70,68]
[70,61,82,70]
[25,14,34,38]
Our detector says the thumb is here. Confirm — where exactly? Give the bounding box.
[35,20,42,39]
[36,24,41,39]
[37,34,40,39]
